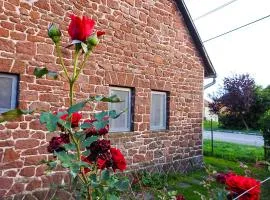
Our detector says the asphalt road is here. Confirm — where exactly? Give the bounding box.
[203,131,264,147]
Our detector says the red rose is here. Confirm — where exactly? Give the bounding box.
[81,156,92,174]
[97,157,107,170]
[47,134,70,153]
[110,148,126,171]
[88,139,111,155]
[68,15,95,42]
[86,151,111,170]
[97,31,105,37]
[176,194,186,200]
[60,112,82,127]
[83,118,109,136]
[225,175,260,200]
[216,172,235,184]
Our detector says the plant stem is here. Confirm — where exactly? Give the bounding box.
[74,51,92,81]
[68,47,92,200]
[55,43,70,82]
[88,188,92,200]
[69,81,74,106]
[73,45,80,81]
[69,132,89,185]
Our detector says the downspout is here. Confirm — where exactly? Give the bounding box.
[204,78,216,89]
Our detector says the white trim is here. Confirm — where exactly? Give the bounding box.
[109,87,132,132]
[150,91,167,130]
[0,74,18,113]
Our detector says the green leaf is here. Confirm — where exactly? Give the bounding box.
[55,151,76,168]
[89,95,121,103]
[74,131,86,142]
[58,119,72,130]
[47,71,58,79]
[0,109,31,123]
[108,109,127,119]
[63,143,76,151]
[81,42,88,53]
[82,136,98,148]
[67,101,87,115]
[55,111,67,117]
[48,161,57,169]
[34,67,48,78]
[80,122,92,129]
[94,111,107,121]
[89,174,97,184]
[108,176,118,188]
[114,179,129,191]
[40,112,59,132]
[82,150,90,156]
[108,95,122,103]
[101,169,110,181]
[34,67,58,79]
[167,190,177,197]
[55,151,69,163]
[106,194,118,200]
[78,161,91,168]
[39,160,57,170]
[70,163,81,178]
[93,120,108,130]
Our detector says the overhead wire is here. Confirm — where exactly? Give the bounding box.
[203,14,270,43]
[194,0,239,21]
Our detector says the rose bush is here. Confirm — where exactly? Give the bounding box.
[0,14,129,200]
[216,172,260,200]
[44,15,129,200]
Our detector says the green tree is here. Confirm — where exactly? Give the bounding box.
[259,110,270,161]
[209,74,256,130]
[245,86,270,129]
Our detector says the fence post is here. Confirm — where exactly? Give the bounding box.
[211,118,214,155]
[264,134,270,161]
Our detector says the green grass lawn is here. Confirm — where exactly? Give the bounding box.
[203,120,220,131]
[203,139,264,162]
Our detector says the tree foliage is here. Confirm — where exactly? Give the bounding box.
[209,74,256,130]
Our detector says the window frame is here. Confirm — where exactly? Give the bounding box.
[150,91,168,131]
[0,73,19,113]
[109,86,132,132]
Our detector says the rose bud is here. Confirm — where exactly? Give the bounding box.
[68,15,95,42]
[48,23,61,44]
[97,31,105,37]
[86,34,99,49]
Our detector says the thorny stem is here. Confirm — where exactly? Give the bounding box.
[55,43,70,82]
[66,46,92,200]
[68,124,91,198]
[69,81,75,106]
[73,45,80,81]
[74,50,92,81]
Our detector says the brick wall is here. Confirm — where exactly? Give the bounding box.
[0,0,204,197]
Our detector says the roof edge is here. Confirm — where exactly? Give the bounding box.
[175,0,217,78]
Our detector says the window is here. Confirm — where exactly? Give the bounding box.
[150,91,167,130]
[109,87,132,132]
[0,73,18,113]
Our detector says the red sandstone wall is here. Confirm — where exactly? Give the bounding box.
[0,0,204,197]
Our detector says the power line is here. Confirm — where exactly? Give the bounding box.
[194,0,239,21]
[203,14,270,43]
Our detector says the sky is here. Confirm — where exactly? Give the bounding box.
[184,0,270,97]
